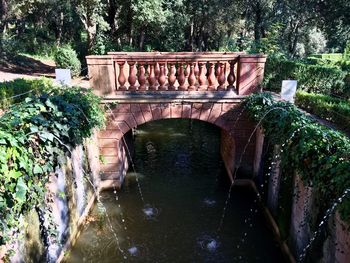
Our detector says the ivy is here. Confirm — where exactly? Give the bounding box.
[0,85,105,249]
[244,93,350,221]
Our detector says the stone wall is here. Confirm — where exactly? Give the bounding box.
[262,144,350,263]
[3,133,101,263]
[220,129,235,181]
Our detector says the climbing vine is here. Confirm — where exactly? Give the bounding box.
[0,85,105,251]
[244,93,350,221]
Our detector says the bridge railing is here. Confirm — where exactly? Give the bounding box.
[86,52,267,96]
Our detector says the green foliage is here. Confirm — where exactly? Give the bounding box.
[295,91,350,133]
[0,84,105,247]
[0,78,53,109]
[344,41,350,60]
[309,53,344,61]
[54,46,81,77]
[264,56,348,97]
[244,93,350,222]
[250,23,283,55]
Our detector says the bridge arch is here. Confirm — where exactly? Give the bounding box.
[98,101,261,188]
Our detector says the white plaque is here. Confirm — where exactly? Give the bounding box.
[281,80,297,103]
[55,69,71,86]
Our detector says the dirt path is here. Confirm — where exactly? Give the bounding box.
[0,54,89,88]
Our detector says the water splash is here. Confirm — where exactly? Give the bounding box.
[142,204,160,220]
[298,188,350,262]
[203,198,217,207]
[206,239,219,252]
[128,246,138,256]
[197,235,220,253]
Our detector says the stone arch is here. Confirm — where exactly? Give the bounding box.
[98,102,259,187]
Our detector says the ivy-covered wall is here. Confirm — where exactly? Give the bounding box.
[9,142,100,262]
[244,93,350,261]
[0,81,105,262]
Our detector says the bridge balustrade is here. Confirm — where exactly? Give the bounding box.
[86,52,266,96]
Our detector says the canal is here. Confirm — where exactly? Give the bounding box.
[66,119,284,262]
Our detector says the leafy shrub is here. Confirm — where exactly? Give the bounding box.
[54,46,81,77]
[244,93,350,222]
[0,78,53,109]
[0,85,104,248]
[264,56,348,98]
[295,91,350,133]
[309,53,344,61]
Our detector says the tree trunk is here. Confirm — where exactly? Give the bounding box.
[139,30,145,51]
[56,12,64,46]
[254,1,263,41]
[189,20,194,51]
[107,0,117,34]
[0,0,8,35]
[291,26,299,58]
[87,25,97,54]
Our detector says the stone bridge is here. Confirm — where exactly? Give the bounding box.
[86,52,267,187]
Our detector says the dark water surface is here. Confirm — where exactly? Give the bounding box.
[66,119,284,263]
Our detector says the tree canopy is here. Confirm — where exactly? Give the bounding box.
[0,0,349,57]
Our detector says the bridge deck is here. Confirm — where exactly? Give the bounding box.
[100,91,248,103]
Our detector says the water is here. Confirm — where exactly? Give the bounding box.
[66,119,284,262]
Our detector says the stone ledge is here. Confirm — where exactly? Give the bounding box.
[99,91,248,103]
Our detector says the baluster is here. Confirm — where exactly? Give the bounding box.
[215,62,220,79]
[158,62,166,90]
[128,61,137,91]
[168,63,176,90]
[188,63,196,91]
[177,63,186,91]
[208,62,216,91]
[217,62,226,91]
[155,63,160,78]
[117,61,126,90]
[198,62,207,91]
[148,63,157,90]
[138,62,146,91]
[227,61,236,91]
[185,63,190,77]
[155,62,160,85]
[194,62,199,77]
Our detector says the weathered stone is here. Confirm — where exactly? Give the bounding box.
[182,104,192,119]
[170,104,183,118]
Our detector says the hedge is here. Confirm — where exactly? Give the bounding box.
[295,91,350,134]
[54,46,81,77]
[0,78,53,109]
[264,57,349,98]
[309,53,344,61]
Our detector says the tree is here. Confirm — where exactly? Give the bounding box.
[75,0,109,53]
[131,0,167,50]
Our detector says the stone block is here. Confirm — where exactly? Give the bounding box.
[150,104,162,120]
[132,111,145,126]
[191,103,202,120]
[161,103,171,119]
[140,104,153,122]
[182,104,192,119]
[98,129,122,139]
[170,104,182,118]
[208,103,222,123]
[199,103,213,121]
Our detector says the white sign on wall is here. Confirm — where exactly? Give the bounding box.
[55,69,71,86]
[281,80,297,103]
